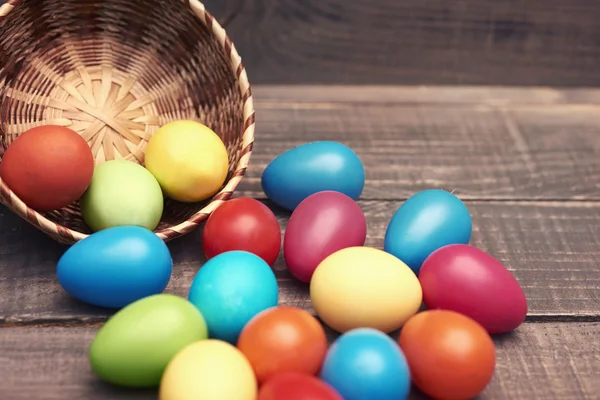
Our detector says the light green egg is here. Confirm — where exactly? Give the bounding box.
[89,294,208,388]
[80,159,164,232]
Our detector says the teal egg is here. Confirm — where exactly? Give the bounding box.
[57,226,172,308]
[188,251,279,344]
[384,189,472,275]
[89,294,208,388]
[80,160,164,232]
[261,141,365,211]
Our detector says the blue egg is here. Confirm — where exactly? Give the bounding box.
[187,250,279,343]
[384,189,472,274]
[57,226,172,308]
[261,141,365,211]
[321,328,411,400]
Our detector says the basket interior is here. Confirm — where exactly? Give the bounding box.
[0,0,245,234]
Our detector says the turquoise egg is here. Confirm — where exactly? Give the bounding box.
[188,250,279,344]
[261,141,365,211]
[384,189,472,275]
[57,226,173,308]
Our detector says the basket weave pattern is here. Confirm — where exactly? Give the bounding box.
[0,0,255,244]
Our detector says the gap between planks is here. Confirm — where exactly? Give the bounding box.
[2,313,600,329]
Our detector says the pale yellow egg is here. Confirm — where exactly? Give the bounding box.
[159,339,257,400]
[310,246,423,333]
[144,120,229,202]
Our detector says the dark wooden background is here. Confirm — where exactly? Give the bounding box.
[204,0,600,86]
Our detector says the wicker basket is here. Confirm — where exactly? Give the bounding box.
[0,0,255,244]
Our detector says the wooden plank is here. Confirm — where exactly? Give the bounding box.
[253,86,600,106]
[1,322,599,399]
[1,200,599,323]
[235,97,600,200]
[202,0,600,86]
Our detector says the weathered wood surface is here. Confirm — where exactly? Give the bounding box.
[1,323,599,400]
[200,0,600,86]
[1,199,599,323]
[1,85,599,399]
[234,87,600,201]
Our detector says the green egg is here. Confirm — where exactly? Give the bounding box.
[89,294,208,387]
[80,159,164,232]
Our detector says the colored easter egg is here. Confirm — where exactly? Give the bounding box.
[261,141,365,211]
[80,160,164,232]
[237,306,328,383]
[384,189,472,274]
[398,310,496,399]
[202,197,281,266]
[57,226,172,308]
[310,247,422,333]
[188,251,279,343]
[419,244,528,334]
[284,191,367,282]
[259,373,343,400]
[89,294,208,387]
[0,125,94,211]
[159,339,257,400]
[144,120,229,202]
[321,328,411,400]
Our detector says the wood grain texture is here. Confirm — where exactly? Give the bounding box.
[1,323,599,399]
[1,199,599,323]
[234,90,600,200]
[202,0,600,86]
[253,86,600,106]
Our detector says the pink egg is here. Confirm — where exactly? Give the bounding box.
[419,244,528,334]
[283,191,367,283]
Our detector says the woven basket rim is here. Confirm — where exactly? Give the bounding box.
[0,0,256,244]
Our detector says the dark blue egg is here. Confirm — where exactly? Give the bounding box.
[57,226,172,308]
[384,189,472,275]
[320,328,411,400]
[261,141,365,211]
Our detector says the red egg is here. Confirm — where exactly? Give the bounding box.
[419,244,528,334]
[284,191,367,282]
[237,306,328,384]
[202,197,281,266]
[259,373,343,400]
[0,125,94,211]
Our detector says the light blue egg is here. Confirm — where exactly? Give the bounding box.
[384,189,472,275]
[57,226,172,308]
[188,250,279,343]
[261,141,365,211]
[320,328,411,400]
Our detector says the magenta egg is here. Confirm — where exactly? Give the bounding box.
[284,191,367,283]
[419,244,528,334]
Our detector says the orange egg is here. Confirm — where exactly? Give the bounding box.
[237,306,328,383]
[398,310,496,400]
[0,125,94,211]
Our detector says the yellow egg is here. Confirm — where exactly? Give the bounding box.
[159,339,257,400]
[144,120,229,202]
[310,246,422,333]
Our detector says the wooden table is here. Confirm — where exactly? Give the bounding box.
[1,85,599,399]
